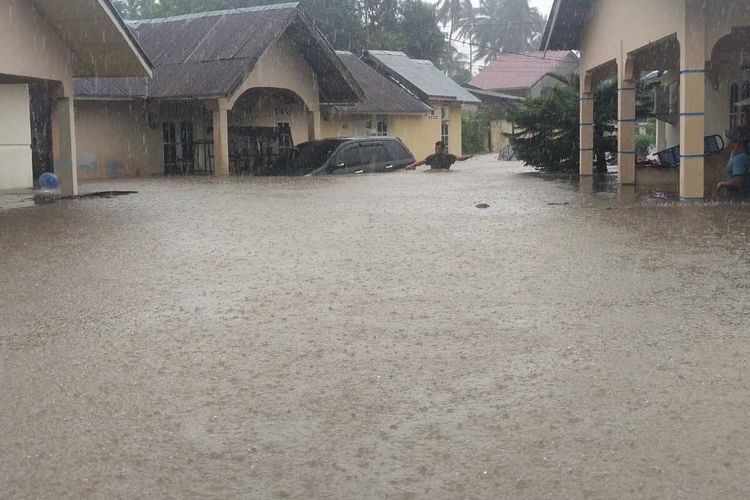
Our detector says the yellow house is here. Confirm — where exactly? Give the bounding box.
[360,51,481,160]
[73,3,361,179]
[321,51,435,158]
[0,0,151,195]
[542,0,750,198]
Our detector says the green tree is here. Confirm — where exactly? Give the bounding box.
[398,0,444,63]
[505,81,580,172]
[460,0,546,65]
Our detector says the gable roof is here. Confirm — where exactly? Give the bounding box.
[331,52,432,114]
[540,0,594,51]
[365,50,480,104]
[74,3,360,103]
[25,0,151,77]
[469,51,579,91]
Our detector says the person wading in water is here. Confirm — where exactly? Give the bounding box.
[404,141,473,171]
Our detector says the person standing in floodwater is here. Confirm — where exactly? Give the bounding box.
[405,141,474,171]
[716,127,750,198]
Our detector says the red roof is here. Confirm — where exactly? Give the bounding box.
[469,51,578,91]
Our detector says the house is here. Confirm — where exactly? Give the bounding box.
[541,0,750,198]
[73,3,361,178]
[363,50,481,160]
[469,51,580,98]
[320,51,435,158]
[0,0,151,195]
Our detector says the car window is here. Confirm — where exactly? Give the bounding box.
[337,145,362,167]
[384,140,412,161]
[359,143,390,164]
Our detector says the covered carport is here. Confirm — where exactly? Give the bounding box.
[0,0,151,195]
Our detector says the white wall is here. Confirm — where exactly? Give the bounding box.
[0,85,33,190]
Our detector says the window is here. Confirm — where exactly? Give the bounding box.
[359,143,389,164]
[384,140,411,161]
[376,118,388,136]
[441,106,450,152]
[337,145,362,168]
[162,121,194,174]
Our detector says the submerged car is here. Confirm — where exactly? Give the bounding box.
[289,137,416,175]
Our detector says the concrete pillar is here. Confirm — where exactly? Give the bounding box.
[580,72,595,176]
[212,100,230,176]
[656,118,667,151]
[618,56,637,185]
[52,97,78,197]
[679,0,707,199]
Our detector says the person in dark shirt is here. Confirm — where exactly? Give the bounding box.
[405,141,473,171]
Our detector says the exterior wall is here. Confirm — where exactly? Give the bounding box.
[0,85,33,189]
[229,34,321,139]
[579,0,683,73]
[0,0,74,95]
[530,74,568,98]
[391,112,441,161]
[75,100,162,179]
[491,120,514,153]
[321,112,439,161]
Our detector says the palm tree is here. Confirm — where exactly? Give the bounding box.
[435,0,473,41]
[461,0,547,65]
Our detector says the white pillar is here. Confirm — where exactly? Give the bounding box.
[580,72,595,176]
[618,56,637,185]
[679,0,707,199]
[213,100,230,176]
[656,119,667,151]
[52,97,78,197]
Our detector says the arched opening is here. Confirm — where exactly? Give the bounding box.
[226,87,311,175]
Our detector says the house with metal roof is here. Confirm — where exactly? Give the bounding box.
[541,0,750,199]
[469,51,579,98]
[73,3,362,178]
[363,50,481,159]
[320,51,437,159]
[0,0,151,195]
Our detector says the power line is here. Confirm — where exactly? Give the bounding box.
[445,35,572,62]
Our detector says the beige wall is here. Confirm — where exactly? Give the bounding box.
[0,85,33,190]
[491,120,514,153]
[320,101,464,160]
[0,0,74,95]
[231,91,309,147]
[75,100,162,179]
[229,34,321,139]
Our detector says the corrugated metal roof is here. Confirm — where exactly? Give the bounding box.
[74,3,360,103]
[332,52,431,114]
[365,51,480,104]
[469,51,579,92]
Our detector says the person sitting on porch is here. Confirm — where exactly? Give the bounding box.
[716,127,750,197]
[405,141,473,171]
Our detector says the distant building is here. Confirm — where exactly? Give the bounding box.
[469,51,580,98]
[74,3,361,178]
[363,51,481,159]
[321,51,434,159]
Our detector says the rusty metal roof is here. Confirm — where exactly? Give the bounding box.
[469,51,579,92]
[331,52,432,114]
[540,0,593,51]
[74,3,361,103]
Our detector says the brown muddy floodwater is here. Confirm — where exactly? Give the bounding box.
[1,156,750,499]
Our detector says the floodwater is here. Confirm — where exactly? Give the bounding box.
[1,156,750,499]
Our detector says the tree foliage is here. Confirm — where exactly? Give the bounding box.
[505,82,580,172]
